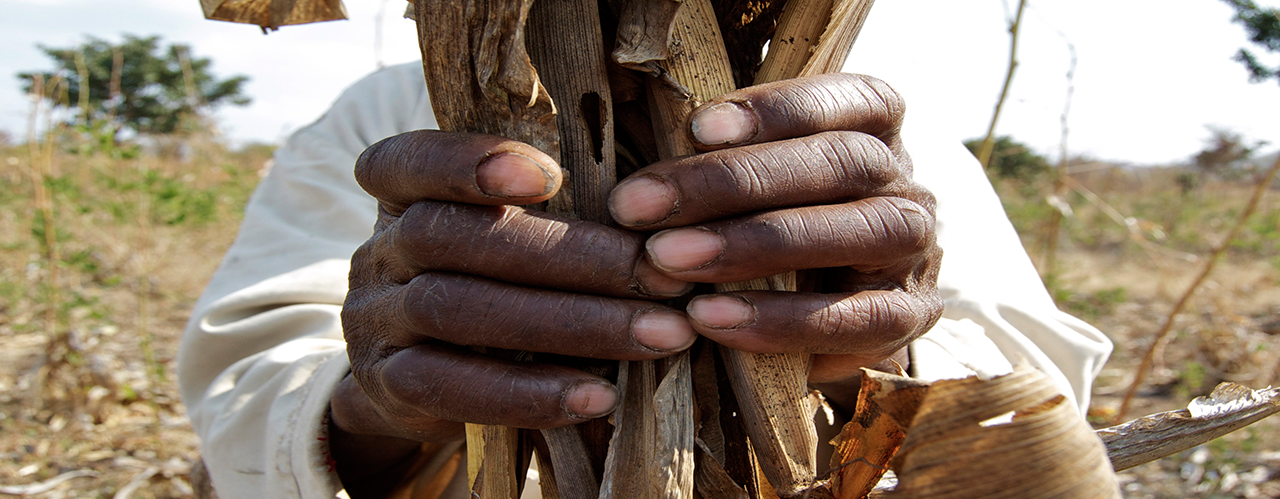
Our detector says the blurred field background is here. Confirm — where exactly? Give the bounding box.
[3,102,1279,499]
[3,4,1280,497]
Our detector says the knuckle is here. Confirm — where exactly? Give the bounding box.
[352,136,390,192]
[891,198,937,253]
[812,131,899,190]
[353,131,431,200]
[704,148,768,198]
[847,74,906,129]
[862,293,921,355]
[391,201,455,269]
[920,289,944,328]
[862,198,936,257]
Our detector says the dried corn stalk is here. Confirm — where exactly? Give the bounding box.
[410,0,884,495]
[1100,383,1280,472]
[412,0,586,497]
[886,364,1121,498]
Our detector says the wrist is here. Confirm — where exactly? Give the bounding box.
[328,375,424,497]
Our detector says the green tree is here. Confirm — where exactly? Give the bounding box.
[1222,0,1280,85]
[17,34,250,137]
[964,135,1051,180]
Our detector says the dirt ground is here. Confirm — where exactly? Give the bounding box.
[1060,249,1280,498]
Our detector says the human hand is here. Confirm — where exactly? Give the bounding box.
[609,73,943,391]
[328,73,942,490]
[334,132,700,447]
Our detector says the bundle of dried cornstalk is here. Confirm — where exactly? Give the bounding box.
[412,0,877,497]
[201,1,1280,497]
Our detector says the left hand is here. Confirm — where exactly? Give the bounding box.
[609,73,943,391]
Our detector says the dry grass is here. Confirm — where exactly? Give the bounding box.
[1,130,1278,498]
[0,133,267,498]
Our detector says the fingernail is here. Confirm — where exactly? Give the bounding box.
[647,228,724,272]
[688,295,755,329]
[609,176,677,227]
[476,152,555,197]
[634,260,694,297]
[690,102,756,146]
[632,310,697,352]
[564,382,618,418]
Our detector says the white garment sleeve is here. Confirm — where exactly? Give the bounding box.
[903,114,1113,413]
[180,59,1112,499]
[177,63,436,499]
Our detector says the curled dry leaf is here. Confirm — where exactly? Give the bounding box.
[200,0,347,30]
[829,368,929,499]
[1099,383,1280,472]
[654,353,697,498]
[886,364,1121,499]
[612,0,684,74]
[599,355,695,499]
[599,360,658,497]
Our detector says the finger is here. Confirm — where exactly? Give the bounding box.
[810,347,911,389]
[376,344,619,429]
[390,201,691,298]
[355,130,562,214]
[643,197,935,283]
[685,73,905,152]
[610,131,912,229]
[391,272,697,356]
[330,374,464,442]
[685,289,940,360]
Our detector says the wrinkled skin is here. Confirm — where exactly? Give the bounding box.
[329,73,942,496]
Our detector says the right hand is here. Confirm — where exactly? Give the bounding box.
[332,131,698,445]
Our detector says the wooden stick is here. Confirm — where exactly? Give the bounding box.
[525,0,619,493]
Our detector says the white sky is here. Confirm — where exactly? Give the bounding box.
[2,0,1278,165]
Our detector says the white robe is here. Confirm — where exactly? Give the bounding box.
[178,61,1112,498]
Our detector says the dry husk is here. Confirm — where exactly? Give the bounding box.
[886,364,1121,499]
[200,0,347,30]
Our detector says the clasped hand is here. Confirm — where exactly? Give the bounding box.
[333,73,942,446]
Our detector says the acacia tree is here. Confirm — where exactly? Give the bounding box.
[1222,0,1280,85]
[17,34,250,138]
[964,135,1051,181]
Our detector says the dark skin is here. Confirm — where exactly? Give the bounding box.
[329,73,943,497]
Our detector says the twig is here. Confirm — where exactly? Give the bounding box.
[1039,29,1076,279]
[112,467,159,499]
[27,74,73,403]
[1115,153,1280,422]
[976,0,1028,170]
[1060,176,1169,268]
[0,470,99,496]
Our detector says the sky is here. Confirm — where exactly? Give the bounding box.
[2,0,1278,166]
